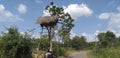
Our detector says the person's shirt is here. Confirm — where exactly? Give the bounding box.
[45,52,52,58]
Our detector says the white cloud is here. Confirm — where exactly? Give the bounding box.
[18,4,27,14]
[98,13,111,19]
[81,32,98,42]
[0,4,5,11]
[43,10,50,16]
[70,30,100,42]
[70,31,99,42]
[35,0,41,3]
[0,4,23,22]
[42,3,93,19]
[70,30,77,39]
[81,30,106,42]
[32,34,39,38]
[116,33,120,37]
[94,30,100,35]
[20,31,40,38]
[20,32,24,35]
[64,3,93,19]
[70,30,113,42]
[71,30,120,42]
[108,13,120,31]
[98,7,120,33]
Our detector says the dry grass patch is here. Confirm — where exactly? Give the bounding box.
[33,50,45,58]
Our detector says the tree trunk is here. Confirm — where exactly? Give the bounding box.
[49,27,54,51]
[50,38,52,51]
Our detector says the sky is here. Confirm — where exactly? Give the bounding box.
[0,0,120,42]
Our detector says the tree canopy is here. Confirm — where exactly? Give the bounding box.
[0,26,33,58]
[45,2,74,44]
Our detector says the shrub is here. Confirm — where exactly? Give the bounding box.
[52,47,67,57]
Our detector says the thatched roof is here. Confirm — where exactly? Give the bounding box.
[36,16,58,24]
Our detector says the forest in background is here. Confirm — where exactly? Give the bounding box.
[0,26,120,58]
[0,2,120,58]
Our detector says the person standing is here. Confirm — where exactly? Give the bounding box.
[45,50,53,58]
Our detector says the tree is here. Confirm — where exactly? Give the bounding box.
[97,32,107,48]
[33,35,50,50]
[97,31,116,48]
[0,26,33,58]
[71,36,87,50]
[35,2,74,57]
[105,31,116,47]
[45,2,74,48]
[116,37,120,46]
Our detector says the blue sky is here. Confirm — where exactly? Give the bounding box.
[0,0,120,42]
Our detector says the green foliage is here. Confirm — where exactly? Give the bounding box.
[90,31,120,58]
[52,47,67,57]
[91,47,120,58]
[45,2,74,44]
[71,36,87,50]
[0,26,33,58]
[33,35,50,50]
[87,42,96,49]
[105,31,116,46]
[116,37,120,46]
[97,31,117,48]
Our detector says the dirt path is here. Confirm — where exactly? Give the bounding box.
[67,50,90,58]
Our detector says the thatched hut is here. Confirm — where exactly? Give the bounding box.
[36,15,58,52]
[36,16,58,27]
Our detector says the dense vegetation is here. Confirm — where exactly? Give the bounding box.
[0,27,33,58]
[90,31,120,58]
[0,26,92,57]
[1,26,120,58]
[91,47,120,58]
[0,2,120,58]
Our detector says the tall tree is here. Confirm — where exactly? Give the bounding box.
[45,2,74,48]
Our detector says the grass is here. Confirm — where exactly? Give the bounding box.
[89,47,120,58]
[58,48,76,58]
[32,48,76,58]
[33,50,45,58]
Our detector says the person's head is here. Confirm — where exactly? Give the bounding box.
[47,49,50,52]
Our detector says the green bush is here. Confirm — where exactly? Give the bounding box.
[91,47,120,58]
[0,27,33,58]
[52,47,67,57]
